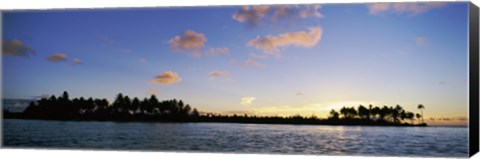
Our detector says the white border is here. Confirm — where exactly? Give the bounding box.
[0,0,478,159]
[0,0,469,10]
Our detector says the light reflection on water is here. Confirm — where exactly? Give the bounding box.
[3,119,468,157]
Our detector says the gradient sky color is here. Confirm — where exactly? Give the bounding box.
[2,2,469,125]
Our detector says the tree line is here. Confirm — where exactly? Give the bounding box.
[3,91,426,126]
[328,104,426,125]
[11,91,199,121]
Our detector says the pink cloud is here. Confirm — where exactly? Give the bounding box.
[47,53,67,62]
[2,39,35,57]
[168,30,207,57]
[247,27,323,55]
[150,71,182,84]
[208,71,232,81]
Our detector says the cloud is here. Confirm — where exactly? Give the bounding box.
[72,58,82,65]
[296,92,304,96]
[150,71,182,84]
[205,47,230,56]
[299,4,323,18]
[233,5,323,27]
[46,53,67,62]
[168,30,207,57]
[208,71,232,81]
[247,27,323,55]
[368,2,446,16]
[232,5,270,26]
[241,97,256,106]
[2,39,35,57]
[270,5,298,21]
[242,58,266,67]
[416,37,428,46]
[368,3,391,15]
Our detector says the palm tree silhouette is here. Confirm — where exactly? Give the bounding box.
[416,113,422,125]
[418,104,425,124]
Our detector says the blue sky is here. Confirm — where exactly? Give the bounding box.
[2,2,469,125]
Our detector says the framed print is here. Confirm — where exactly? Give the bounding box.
[2,1,479,158]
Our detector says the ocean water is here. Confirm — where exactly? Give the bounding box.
[2,119,468,157]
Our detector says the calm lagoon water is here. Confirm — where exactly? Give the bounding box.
[3,119,468,157]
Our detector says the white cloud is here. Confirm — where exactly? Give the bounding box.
[150,71,182,84]
[72,58,82,65]
[205,47,230,56]
[2,39,35,57]
[241,97,256,106]
[208,71,232,81]
[368,2,445,16]
[46,53,67,62]
[247,27,323,55]
[168,30,207,57]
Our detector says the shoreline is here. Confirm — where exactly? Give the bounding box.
[3,114,428,127]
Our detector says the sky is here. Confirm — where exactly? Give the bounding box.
[2,2,469,125]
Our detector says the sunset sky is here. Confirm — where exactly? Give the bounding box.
[2,2,469,125]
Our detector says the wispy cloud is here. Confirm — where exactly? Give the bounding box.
[368,2,445,16]
[416,36,428,46]
[2,39,35,57]
[208,71,232,81]
[299,4,323,19]
[233,4,323,27]
[46,53,67,62]
[205,47,230,56]
[296,92,304,96]
[150,71,182,84]
[241,97,256,106]
[71,58,82,65]
[168,30,207,57]
[247,27,323,56]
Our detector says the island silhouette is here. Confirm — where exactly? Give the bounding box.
[3,91,427,126]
